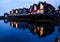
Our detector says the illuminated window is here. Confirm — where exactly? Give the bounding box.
[40,10,44,14]
[37,10,40,13]
[40,3,44,9]
[16,10,18,14]
[37,10,44,14]
[34,6,37,10]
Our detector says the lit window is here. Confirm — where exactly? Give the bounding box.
[37,10,40,13]
[40,10,44,14]
[40,3,44,9]
[34,6,37,10]
[16,10,18,14]
[37,10,44,14]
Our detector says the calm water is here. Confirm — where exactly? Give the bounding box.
[0,19,60,42]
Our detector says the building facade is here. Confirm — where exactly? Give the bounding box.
[29,2,55,14]
[10,1,55,15]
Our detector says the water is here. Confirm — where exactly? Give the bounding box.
[0,19,60,42]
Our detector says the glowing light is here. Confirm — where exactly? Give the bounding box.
[16,23,18,28]
[34,6,37,11]
[34,28,37,34]
[37,10,40,13]
[16,10,18,14]
[40,27,43,36]
[40,10,44,14]
[40,3,44,9]
[37,10,44,14]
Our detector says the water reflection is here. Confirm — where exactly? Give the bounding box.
[9,21,55,37]
[2,19,60,42]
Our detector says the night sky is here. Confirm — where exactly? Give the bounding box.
[0,0,60,15]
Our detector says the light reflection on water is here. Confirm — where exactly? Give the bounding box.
[0,20,60,42]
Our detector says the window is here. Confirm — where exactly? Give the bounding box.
[40,3,44,9]
[34,6,37,10]
[37,10,44,14]
[16,10,18,14]
[40,10,44,14]
[37,10,40,13]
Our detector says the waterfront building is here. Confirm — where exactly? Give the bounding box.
[10,1,55,15]
[15,9,19,14]
[29,2,55,14]
[10,9,15,14]
[32,4,37,13]
[29,6,33,13]
[18,8,23,14]
[21,8,29,14]
[10,9,19,15]
[37,2,55,14]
